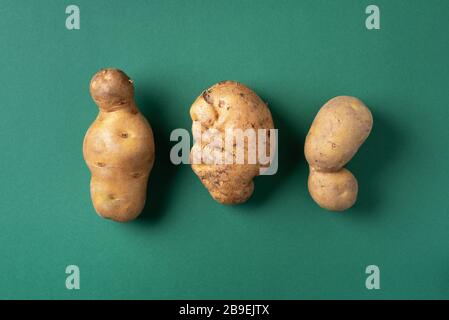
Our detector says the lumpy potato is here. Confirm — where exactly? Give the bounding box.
[305,96,373,211]
[190,81,275,204]
[83,68,155,222]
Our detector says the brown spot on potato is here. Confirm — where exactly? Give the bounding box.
[203,90,213,104]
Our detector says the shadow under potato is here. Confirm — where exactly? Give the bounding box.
[240,96,308,209]
[348,110,404,216]
[134,89,179,224]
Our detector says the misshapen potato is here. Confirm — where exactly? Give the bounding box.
[83,68,155,222]
[305,96,373,211]
[190,81,275,204]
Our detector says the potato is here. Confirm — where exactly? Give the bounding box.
[83,68,155,222]
[308,167,358,211]
[305,96,373,211]
[190,81,275,204]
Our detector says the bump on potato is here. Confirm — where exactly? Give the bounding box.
[308,167,358,211]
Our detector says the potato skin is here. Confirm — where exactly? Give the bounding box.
[308,167,358,211]
[190,81,274,204]
[305,96,372,211]
[83,69,155,222]
[305,96,373,172]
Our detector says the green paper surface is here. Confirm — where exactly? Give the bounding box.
[0,0,448,299]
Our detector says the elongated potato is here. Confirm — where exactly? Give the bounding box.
[305,96,373,211]
[190,81,275,204]
[83,68,155,222]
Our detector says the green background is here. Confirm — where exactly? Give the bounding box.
[0,0,448,299]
